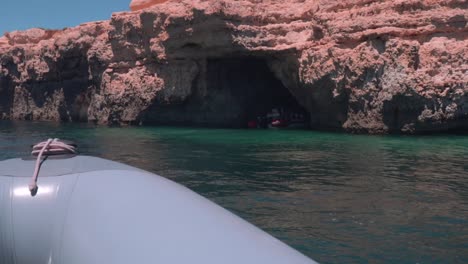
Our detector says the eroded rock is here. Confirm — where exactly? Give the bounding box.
[0,0,467,133]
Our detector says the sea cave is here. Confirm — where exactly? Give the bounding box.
[142,57,310,129]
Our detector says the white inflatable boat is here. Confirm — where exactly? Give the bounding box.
[0,140,317,264]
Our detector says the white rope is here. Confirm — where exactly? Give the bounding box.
[29,138,77,196]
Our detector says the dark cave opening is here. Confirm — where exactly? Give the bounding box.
[144,57,310,129]
[206,58,309,128]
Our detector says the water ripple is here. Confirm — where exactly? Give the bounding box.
[1,121,468,263]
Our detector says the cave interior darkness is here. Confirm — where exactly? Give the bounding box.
[145,57,310,128]
[208,57,309,127]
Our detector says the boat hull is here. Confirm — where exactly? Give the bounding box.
[0,156,317,264]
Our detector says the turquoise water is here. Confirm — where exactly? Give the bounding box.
[1,121,467,263]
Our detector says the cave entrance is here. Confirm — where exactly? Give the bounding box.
[204,57,310,128]
[143,57,310,128]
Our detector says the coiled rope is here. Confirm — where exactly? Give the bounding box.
[29,138,77,196]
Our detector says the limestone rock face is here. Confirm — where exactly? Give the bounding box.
[0,0,467,133]
[130,0,171,11]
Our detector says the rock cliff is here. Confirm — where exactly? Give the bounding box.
[0,0,467,133]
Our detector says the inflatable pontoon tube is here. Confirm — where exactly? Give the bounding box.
[0,155,317,264]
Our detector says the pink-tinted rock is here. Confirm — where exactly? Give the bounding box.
[0,37,8,46]
[5,28,58,45]
[129,0,171,11]
[0,0,467,133]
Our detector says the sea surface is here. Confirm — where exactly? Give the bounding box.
[0,121,467,263]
